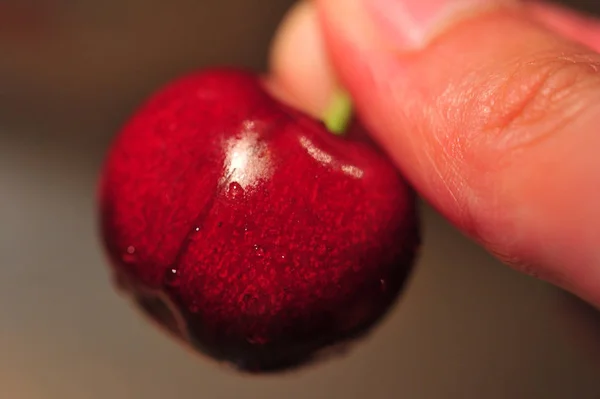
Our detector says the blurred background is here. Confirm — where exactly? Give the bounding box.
[1,1,600,398]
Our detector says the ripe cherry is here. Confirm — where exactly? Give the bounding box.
[99,68,420,373]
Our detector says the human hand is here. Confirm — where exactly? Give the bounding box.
[266,0,600,306]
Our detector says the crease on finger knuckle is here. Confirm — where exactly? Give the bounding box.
[434,50,600,273]
[470,50,600,161]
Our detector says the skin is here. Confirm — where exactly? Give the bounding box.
[266,0,600,307]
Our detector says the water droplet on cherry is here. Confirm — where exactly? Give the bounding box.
[246,334,268,345]
[227,181,245,200]
[253,244,265,258]
[164,267,181,287]
[380,279,387,292]
[122,245,137,263]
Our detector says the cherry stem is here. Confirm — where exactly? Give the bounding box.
[322,89,353,135]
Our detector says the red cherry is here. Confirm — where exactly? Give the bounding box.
[99,68,420,372]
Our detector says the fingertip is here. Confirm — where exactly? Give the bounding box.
[267,1,336,119]
[316,0,600,305]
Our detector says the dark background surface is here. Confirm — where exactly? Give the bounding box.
[1,1,599,398]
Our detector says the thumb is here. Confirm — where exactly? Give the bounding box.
[270,1,600,306]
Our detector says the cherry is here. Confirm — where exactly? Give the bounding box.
[98,68,420,373]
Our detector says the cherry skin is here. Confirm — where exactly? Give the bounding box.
[99,68,420,373]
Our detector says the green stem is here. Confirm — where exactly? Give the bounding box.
[322,89,353,135]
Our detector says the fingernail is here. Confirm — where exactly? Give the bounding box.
[365,0,516,49]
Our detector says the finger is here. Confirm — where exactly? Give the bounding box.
[267,1,376,145]
[267,1,336,119]
[310,0,600,305]
[526,1,600,52]
[267,1,600,118]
